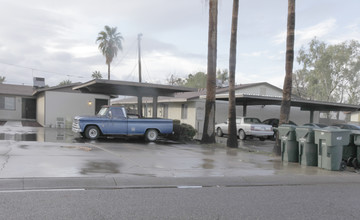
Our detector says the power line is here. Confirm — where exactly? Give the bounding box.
[0,60,65,76]
[111,38,137,72]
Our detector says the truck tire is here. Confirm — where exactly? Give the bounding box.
[85,126,100,140]
[145,129,158,142]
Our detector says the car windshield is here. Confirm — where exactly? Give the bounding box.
[97,107,109,116]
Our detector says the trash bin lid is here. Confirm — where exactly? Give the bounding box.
[278,124,296,131]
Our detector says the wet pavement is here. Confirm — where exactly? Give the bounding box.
[0,121,358,180]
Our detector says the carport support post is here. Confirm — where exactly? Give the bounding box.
[310,110,314,123]
[243,104,247,117]
[153,96,158,118]
[138,96,143,118]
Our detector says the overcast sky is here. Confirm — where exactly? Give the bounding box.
[1,0,360,88]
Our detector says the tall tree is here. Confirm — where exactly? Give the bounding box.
[185,72,207,88]
[167,74,184,86]
[227,0,239,148]
[96,26,123,80]
[216,69,229,87]
[92,70,103,79]
[201,0,218,144]
[293,39,360,104]
[0,76,5,84]
[275,0,296,155]
[58,79,72,86]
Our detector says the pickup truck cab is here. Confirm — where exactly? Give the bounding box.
[72,106,173,141]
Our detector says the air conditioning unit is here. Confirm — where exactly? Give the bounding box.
[33,77,45,88]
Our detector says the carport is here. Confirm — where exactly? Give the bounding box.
[215,93,360,123]
[73,79,196,118]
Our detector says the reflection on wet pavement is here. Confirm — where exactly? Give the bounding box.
[0,125,356,179]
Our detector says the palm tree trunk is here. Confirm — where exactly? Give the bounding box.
[227,0,239,148]
[107,63,111,80]
[274,0,296,155]
[201,0,218,144]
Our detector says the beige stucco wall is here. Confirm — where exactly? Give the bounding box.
[42,91,109,128]
[36,93,45,126]
[0,96,22,120]
[351,112,360,123]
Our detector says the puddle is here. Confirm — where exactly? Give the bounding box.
[61,146,92,151]
[80,161,121,174]
[202,158,215,169]
[0,133,37,141]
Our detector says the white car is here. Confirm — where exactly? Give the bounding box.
[215,117,273,141]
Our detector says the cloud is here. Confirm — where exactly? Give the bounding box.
[239,51,269,57]
[273,18,337,46]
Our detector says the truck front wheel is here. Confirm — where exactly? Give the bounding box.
[85,126,100,140]
[145,129,158,142]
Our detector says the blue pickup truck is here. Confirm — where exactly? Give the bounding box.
[72,106,173,141]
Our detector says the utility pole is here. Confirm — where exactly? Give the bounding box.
[137,33,143,118]
[138,33,143,83]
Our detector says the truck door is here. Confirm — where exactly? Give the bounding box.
[107,108,128,135]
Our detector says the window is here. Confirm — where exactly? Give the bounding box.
[0,96,15,110]
[181,104,188,119]
[159,104,169,119]
[110,108,125,119]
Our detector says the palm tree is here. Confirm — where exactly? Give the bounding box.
[227,0,239,148]
[275,0,296,155]
[201,0,218,144]
[91,70,103,79]
[96,26,123,80]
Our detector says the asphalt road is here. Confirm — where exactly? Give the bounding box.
[1,182,360,220]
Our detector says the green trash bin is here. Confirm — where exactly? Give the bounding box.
[295,126,318,166]
[352,131,360,169]
[314,128,351,171]
[278,125,298,163]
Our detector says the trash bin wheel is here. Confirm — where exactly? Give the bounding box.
[347,157,354,166]
[352,158,358,169]
[340,160,347,171]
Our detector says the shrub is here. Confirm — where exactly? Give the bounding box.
[171,120,197,141]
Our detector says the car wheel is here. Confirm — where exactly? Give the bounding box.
[340,160,347,171]
[216,127,223,137]
[85,126,100,140]
[238,130,246,140]
[145,129,158,142]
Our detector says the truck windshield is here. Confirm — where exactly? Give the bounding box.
[97,107,108,116]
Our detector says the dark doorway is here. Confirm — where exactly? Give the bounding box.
[95,99,108,114]
[22,98,36,119]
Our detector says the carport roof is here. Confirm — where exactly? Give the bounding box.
[215,93,360,112]
[72,79,196,97]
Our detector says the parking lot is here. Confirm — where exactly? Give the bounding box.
[1,121,358,179]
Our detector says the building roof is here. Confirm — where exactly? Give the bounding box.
[215,93,360,112]
[0,83,34,97]
[32,83,82,96]
[112,82,286,104]
[72,79,196,97]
